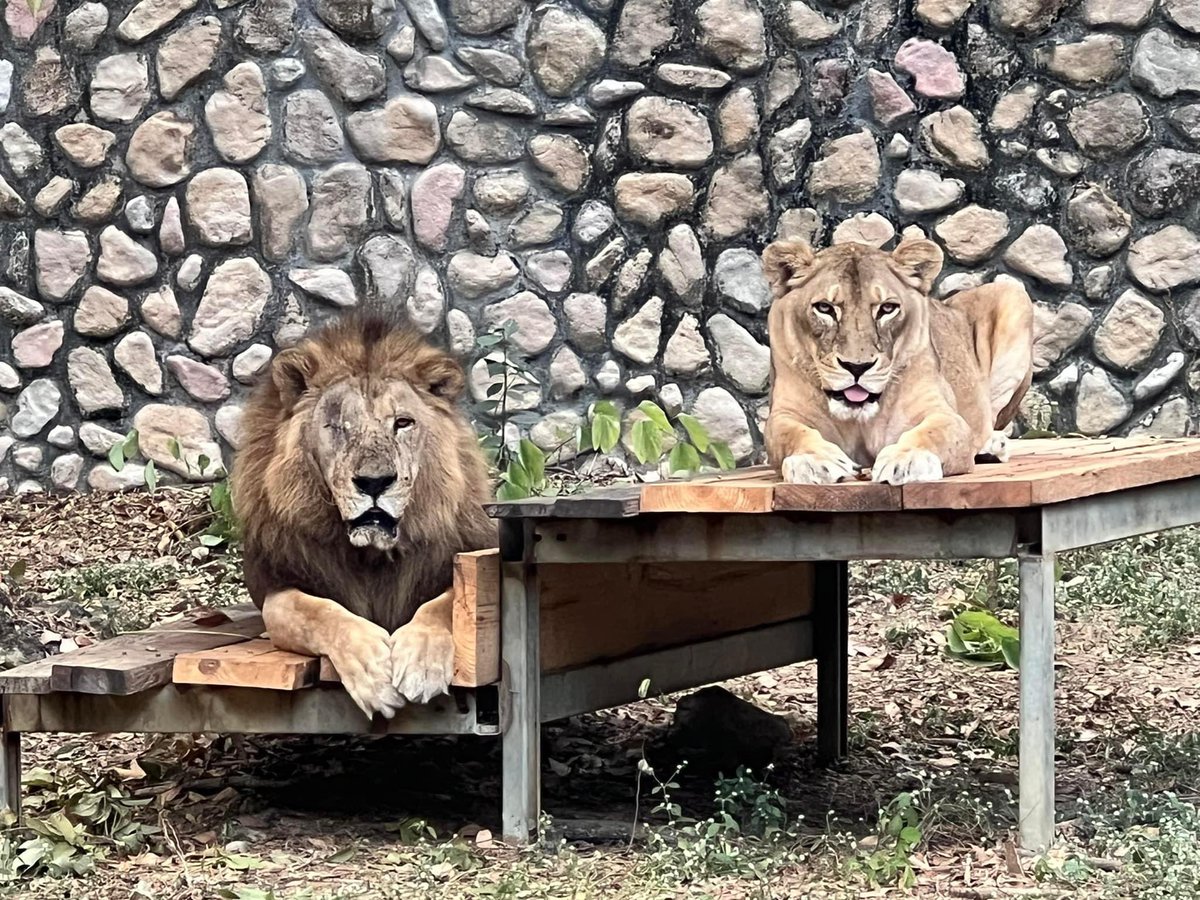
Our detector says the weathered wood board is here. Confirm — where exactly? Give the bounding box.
[173,639,319,691]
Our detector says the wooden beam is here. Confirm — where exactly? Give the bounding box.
[172,639,319,691]
[452,550,501,687]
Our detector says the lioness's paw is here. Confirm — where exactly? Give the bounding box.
[781,446,858,485]
[872,445,944,485]
[328,618,404,720]
[391,623,454,705]
[975,431,1009,464]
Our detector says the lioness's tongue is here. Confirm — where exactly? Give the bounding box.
[843,385,870,403]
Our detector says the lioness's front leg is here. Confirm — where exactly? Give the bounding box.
[872,411,974,485]
[391,590,455,704]
[263,589,403,719]
[767,413,858,484]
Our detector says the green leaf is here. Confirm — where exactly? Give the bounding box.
[475,334,503,348]
[198,534,225,548]
[197,454,211,475]
[668,442,701,476]
[630,419,663,465]
[677,414,710,453]
[326,848,355,864]
[166,437,182,460]
[999,636,1021,670]
[944,624,968,655]
[496,480,529,501]
[518,439,545,489]
[108,442,126,473]
[122,429,140,459]
[637,678,651,699]
[590,402,620,453]
[899,826,921,846]
[710,441,736,471]
[144,460,158,494]
[8,559,27,582]
[637,401,671,432]
[505,458,531,491]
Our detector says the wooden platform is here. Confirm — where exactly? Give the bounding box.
[487,437,1200,517]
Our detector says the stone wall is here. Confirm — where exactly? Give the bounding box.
[1,0,1198,492]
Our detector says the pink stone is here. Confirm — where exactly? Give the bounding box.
[411,162,465,252]
[167,354,230,403]
[5,0,55,42]
[12,321,64,369]
[866,68,916,127]
[895,38,965,100]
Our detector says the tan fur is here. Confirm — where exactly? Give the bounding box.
[231,312,496,717]
[762,240,1034,485]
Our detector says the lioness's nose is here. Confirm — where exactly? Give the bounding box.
[353,473,396,498]
[838,359,876,379]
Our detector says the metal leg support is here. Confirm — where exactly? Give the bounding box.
[815,561,849,763]
[1018,547,1056,852]
[500,521,541,845]
[0,700,19,821]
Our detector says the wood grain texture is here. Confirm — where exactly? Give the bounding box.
[452,549,501,687]
[640,469,778,513]
[172,639,319,691]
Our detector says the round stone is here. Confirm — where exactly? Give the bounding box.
[626,97,714,169]
[186,169,253,247]
[127,111,194,187]
[527,6,606,97]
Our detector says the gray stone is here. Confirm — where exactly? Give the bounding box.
[1076,367,1130,435]
[114,331,163,395]
[714,249,771,314]
[205,62,271,164]
[31,177,69,218]
[465,87,537,116]
[573,201,613,245]
[274,294,308,347]
[1129,226,1200,291]
[404,56,477,92]
[1128,149,1200,218]
[118,0,198,42]
[991,0,1069,32]
[134,403,225,476]
[315,0,396,38]
[656,63,733,90]
[127,111,194,188]
[611,0,674,68]
[190,258,272,356]
[595,359,621,393]
[1130,397,1191,438]
[691,387,752,461]
[13,446,42,472]
[1171,105,1200,144]
[1003,225,1072,286]
[658,225,705,307]
[186,169,252,247]
[548,352,587,401]
[767,118,813,188]
[776,207,823,244]
[346,96,441,164]
[0,286,42,327]
[919,106,989,170]
[697,0,766,73]
[935,205,1010,264]
[717,88,759,154]
[0,124,41,178]
[0,173,25,218]
[446,110,524,164]
[125,197,155,234]
[450,0,521,34]
[784,1,841,43]
[894,169,965,215]
[308,164,370,261]
[404,0,448,49]
[54,124,114,169]
[809,130,881,202]
[1068,93,1149,159]
[664,313,710,375]
[176,257,203,292]
[0,363,19,392]
[300,26,385,103]
[1167,0,1200,32]
[482,292,557,354]
[708,314,769,394]
[866,69,915,128]
[527,6,606,97]
[406,164,463,254]
[614,296,663,365]
[216,405,245,449]
[88,463,148,491]
[1037,34,1125,86]
[832,213,896,247]
[142,285,181,338]
[72,176,123,224]
[529,134,591,197]
[563,292,607,352]
[33,230,90,303]
[703,155,769,240]
[253,164,308,261]
[406,266,443,334]
[447,251,519,299]
[284,90,344,165]
[473,170,529,214]
[234,344,273,384]
[11,380,61,438]
[525,250,573,294]
[65,3,109,50]
[68,348,124,414]
[585,237,626,289]
[97,227,158,287]
[47,426,74,448]
[1093,289,1164,370]
[0,60,8,114]
[90,54,150,123]
[273,59,306,86]
[624,97,714,171]
[589,80,645,107]
[1065,184,1131,258]
[447,308,474,356]
[1135,352,1187,402]
[1032,301,1092,371]
[1083,0,1154,25]
[1132,30,1200,98]
[615,173,694,227]
[51,454,83,490]
[1085,266,1114,301]
[157,16,222,100]
[457,47,523,86]
[764,55,801,118]
[75,287,129,338]
[289,267,357,307]
[167,355,230,403]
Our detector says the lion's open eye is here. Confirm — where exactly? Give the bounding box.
[813,302,837,318]
[877,302,899,319]
[393,417,414,433]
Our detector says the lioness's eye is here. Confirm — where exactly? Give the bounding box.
[813,302,836,318]
[877,302,899,319]
[393,417,414,433]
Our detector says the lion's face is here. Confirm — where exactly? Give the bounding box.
[265,323,468,553]
[762,239,944,420]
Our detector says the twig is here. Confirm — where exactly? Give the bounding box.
[159,812,197,898]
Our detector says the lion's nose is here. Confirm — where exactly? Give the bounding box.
[837,359,876,380]
[353,473,396,498]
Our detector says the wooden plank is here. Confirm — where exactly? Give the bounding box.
[484,484,641,519]
[640,468,778,513]
[0,656,58,695]
[1029,443,1200,506]
[774,479,902,512]
[44,606,265,696]
[172,639,318,691]
[452,549,501,687]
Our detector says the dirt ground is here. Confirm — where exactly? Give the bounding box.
[2,488,1200,899]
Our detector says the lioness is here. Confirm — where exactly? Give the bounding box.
[762,239,1034,485]
[231,312,496,718]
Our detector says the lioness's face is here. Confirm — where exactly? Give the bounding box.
[762,239,944,420]
[310,379,431,551]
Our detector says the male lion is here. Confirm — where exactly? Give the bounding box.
[231,312,496,718]
[762,239,1034,485]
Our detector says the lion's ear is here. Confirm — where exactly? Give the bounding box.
[762,241,817,299]
[271,347,317,407]
[416,353,465,401]
[891,239,944,293]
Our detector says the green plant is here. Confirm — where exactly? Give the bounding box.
[163,439,239,549]
[849,791,924,889]
[583,400,735,475]
[107,430,158,492]
[944,608,1020,669]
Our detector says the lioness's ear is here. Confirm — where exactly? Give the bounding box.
[417,353,465,401]
[891,239,944,293]
[762,241,817,299]
[271,346,317,407]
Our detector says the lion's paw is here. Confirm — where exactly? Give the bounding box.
[328,617,404,720]
[975,431,1009,464]
[872,445,944,485]
[781,445,858,485]
[391,623,454,705]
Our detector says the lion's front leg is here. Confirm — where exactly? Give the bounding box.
[767,413,858,485]
[263,589,403,720]
[872,412,974,485]
[391,590,455,705]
